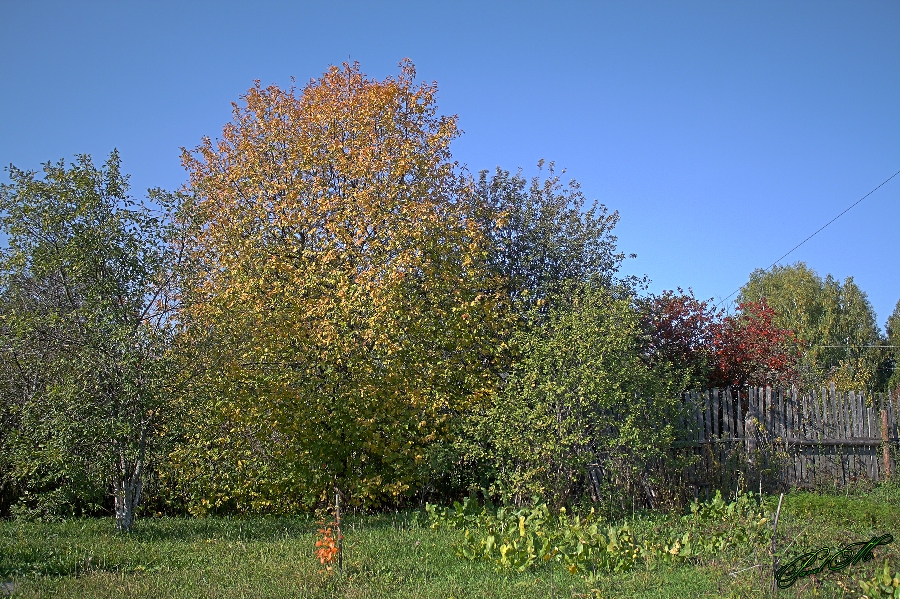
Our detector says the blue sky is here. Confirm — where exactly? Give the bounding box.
[2,1,898,328]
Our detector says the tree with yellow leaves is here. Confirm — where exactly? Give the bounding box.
[171,60,510,511]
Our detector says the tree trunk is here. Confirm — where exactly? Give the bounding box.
[114,427,147,533]
[114,472,142,533]
[334,485,343,574]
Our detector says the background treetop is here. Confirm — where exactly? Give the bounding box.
[474,161,638,317]
[738,262,886,391]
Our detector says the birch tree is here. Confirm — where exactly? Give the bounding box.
[0,152,184,530]
[739,262,883,390]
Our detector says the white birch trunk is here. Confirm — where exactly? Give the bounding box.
[114,426,147,532]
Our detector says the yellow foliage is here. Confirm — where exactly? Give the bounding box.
[174,60,512,510]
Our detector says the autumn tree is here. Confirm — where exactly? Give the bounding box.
[173,60,509,512]
[0,152,184,530]
[637,288,721,390]
[635,290,803,392]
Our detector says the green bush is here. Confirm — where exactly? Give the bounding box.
[454,281,691,512]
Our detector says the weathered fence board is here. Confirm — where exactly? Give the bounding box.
[675,387,900,492]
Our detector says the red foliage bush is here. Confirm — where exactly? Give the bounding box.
[710,299,803,388]
[642,291,802,390]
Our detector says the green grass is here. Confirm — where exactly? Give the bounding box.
[1,482,898,598]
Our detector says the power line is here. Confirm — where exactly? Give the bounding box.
[814,345,898,349]
[715,167,900,309]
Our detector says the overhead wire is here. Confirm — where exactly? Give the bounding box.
[714,167,900,309]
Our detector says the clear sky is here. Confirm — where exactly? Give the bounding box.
[2,1,898,329]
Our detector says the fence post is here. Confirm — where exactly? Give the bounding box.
[883,409,891,480]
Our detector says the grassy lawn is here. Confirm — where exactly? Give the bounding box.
[1,482,898,598]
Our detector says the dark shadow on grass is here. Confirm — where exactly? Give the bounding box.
[126,515,315,543]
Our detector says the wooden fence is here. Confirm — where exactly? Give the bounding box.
[674,386,900,494]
